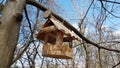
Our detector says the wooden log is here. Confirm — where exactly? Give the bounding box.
[43,10,51,19]
[56,31,63,46]
[40,25,57,33]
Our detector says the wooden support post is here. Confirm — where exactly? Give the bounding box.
[44,34,48,44]
[69,42,72,48]
[56,31,63,46]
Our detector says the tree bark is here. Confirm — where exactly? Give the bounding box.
[0,0,26,68]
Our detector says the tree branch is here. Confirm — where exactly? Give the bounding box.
[99,0,120,18]
[100,0,120,5]
[80,0,94,24]
[112,61,120,68]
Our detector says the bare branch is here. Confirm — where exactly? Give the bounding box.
[99,0,120,18]
[24,6,33,34]
[100,0,120,4]
[112,61,120,68]
[80,0,94,24]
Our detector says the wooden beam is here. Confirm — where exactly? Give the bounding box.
[43,9,51,19]
[56,31,63,46]
[40,25,57,33]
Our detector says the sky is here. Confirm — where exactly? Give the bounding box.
[54,0,90,29]
[55,0,79,22]
[54,0,120,36]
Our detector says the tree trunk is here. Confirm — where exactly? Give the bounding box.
[0,0,25,68]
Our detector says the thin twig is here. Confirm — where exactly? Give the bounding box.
[112,61,120,68]
[100,0,120,5]
[81,0,94,24]
[99,0,120,18]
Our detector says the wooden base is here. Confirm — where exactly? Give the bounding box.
[42,43,74,59]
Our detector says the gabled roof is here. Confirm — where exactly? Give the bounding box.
[37,15,81,41]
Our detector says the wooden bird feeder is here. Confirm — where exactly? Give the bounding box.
[36,10,80,59]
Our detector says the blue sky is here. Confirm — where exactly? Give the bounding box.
[56,0,73,11]
[54,0,120,32]
[55,0,78,21]
[54,0,91,29]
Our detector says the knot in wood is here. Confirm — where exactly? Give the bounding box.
[15,13,23,22]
